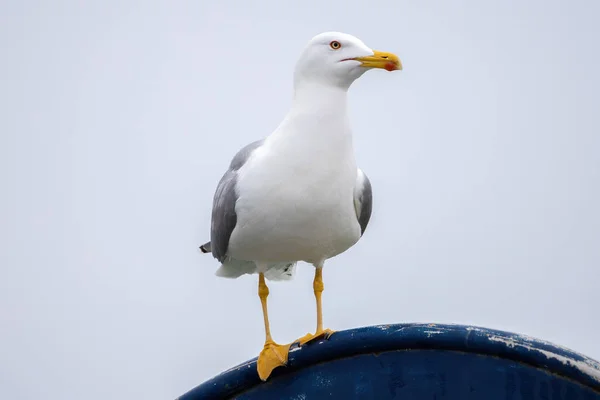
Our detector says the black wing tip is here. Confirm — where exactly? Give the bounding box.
[199,242,211,253]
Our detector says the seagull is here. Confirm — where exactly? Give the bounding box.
[199,31,401,381]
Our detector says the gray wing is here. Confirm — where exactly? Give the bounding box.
[202,139,264,262]
[353,168,373,236]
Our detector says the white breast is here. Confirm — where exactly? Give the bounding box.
[229,107,361,265]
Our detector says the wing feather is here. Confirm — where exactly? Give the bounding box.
[206,139,264,262]
[354,168,373,236]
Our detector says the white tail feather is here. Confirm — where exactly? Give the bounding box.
[215,258,297,281]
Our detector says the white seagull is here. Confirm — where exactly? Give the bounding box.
[199,31,401,380]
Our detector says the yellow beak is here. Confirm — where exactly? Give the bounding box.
[354,50,402,71]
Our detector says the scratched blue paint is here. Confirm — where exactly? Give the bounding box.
[178,323,600,399]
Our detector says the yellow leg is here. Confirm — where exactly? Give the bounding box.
[256,273,291,381]
[295,267,335,346]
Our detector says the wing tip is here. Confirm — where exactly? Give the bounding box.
[199,242,211,253]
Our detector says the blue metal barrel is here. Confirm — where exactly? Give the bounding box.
[178,323,600,399]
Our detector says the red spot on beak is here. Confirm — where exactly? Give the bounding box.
[384,62,398,72]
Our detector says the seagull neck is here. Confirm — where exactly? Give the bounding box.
[291,83,349,114]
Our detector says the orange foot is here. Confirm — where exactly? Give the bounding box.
[256,340,292,381]
[295,328,335,346]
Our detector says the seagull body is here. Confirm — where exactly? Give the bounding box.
[220,86,362,273]
[199,31,401,380]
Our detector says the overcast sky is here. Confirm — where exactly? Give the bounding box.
[1,0,599,399]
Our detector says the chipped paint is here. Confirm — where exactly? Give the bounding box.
[423,330,445,336]
[314,372,333,388]
[487,335,600,383]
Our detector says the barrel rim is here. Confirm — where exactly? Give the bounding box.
[178,323,600,399]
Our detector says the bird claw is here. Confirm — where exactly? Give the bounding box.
[295,328,335,346]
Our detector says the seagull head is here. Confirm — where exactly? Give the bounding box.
[293,31,402,90]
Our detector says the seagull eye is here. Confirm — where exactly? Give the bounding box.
[330,41,342,50]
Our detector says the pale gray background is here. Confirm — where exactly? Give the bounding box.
[1,0,599,399]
